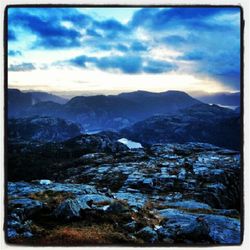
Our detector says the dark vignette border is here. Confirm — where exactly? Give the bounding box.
[3,4,245,247]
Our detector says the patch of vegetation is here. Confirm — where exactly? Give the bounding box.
[28,190,75,209]
[36,224,132,245]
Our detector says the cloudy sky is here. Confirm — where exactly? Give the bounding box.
[7,7,241,96]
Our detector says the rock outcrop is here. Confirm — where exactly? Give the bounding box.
[8,116,83,143]
[121,104,240,150]
[6,142,241,245]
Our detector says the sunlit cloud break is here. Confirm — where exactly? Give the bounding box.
[8,7,241,94]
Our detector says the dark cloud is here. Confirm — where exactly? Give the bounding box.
[96,55,142,74]
[213,72,240,87]
[8,50,22,56]
[162,35,187,46]
[143,60,177,73]
[129,7,240,89]
[131,7,240,31]
[86,40,147,53]
[190,52,239,90]
[130,8,158,27]
[8,8,86,48]
[116,44,129,52]
[178,51,205,61]
[180,49,240,88]
[94,19,128,33]
[8,63,36,72]
[65,54,177,74]
[8,8,130,50]
[131,41,148,52]
[68,55,96,68]
[86,29,102,38]
[8,29,16,41]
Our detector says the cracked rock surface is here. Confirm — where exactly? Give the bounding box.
[7,142,241,245]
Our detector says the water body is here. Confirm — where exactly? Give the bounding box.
[85,130,101,135]
[118,138,143,149]
[209,103,239,110]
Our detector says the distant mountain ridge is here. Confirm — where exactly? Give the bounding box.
[26,91,67,104]
[8,89,202,131]
[8,89,67,117]
[8,89,33,117]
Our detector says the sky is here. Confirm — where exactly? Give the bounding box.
[7,7,241,96]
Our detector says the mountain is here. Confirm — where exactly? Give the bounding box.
[61,91,201,130]
[8,116,83,143]
[26,101,64,117]
[8,89,33,117]
[8,89,201,131]
[26,91,67,104]
[118,90,201,117]
[235,106,240,114]
[121,103,240,150]
[192,91,240,107]
[8,89,67,117]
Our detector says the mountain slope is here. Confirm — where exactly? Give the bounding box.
[8,89,33,117]
[27,91,67,104]
[121,103,240,150]
[118,90,201,117]
[8,89,67,117]
[193,92,240,107]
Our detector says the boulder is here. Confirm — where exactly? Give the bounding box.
[77,194,113,208]
[202,214,241,244]
[159,208,241,244]
[106,201,129,213]
[7,216,34,240]
[114,192,148,209]
[53,194,113,220]
[166,200,212,210]
[159,209,211,242]
[53,199,89,220]
[123,221,138,232]
[8,182,98,197]
[136,226,158,243]
[7,228,18,239]
[9,198,43,218]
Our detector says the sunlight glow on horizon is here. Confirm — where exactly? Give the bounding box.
[8,68,234,96]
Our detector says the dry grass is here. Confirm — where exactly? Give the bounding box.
[42,225,113,245]
[37,223,138,245]
[28,190,74,209]
[8,223,139,246]
[131,201,164,228]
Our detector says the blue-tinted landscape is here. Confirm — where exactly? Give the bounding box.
[7,6,242,245]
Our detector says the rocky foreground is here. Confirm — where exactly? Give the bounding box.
[7,142,242,245]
